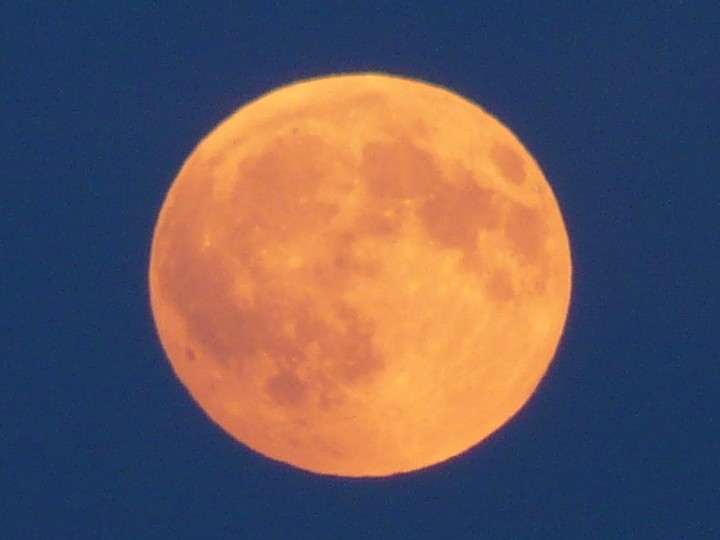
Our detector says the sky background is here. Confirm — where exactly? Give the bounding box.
[3,3,719,538]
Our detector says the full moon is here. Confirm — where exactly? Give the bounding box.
[149,73,572,477]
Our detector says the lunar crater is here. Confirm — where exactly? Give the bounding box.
[491,142,527,185]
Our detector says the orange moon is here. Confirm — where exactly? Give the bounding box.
[149,73,572,477]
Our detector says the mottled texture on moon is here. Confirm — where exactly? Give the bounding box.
[149,73,572,477]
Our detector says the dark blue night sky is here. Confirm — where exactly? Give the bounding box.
[3,4,719,538]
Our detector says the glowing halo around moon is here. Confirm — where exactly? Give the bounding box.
[148,73,572,478]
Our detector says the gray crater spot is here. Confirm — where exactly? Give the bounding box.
[486,269,516,302]
[491,142,527,185]
[265,370,308,407]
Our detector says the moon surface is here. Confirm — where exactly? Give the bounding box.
[149,73,572,477]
